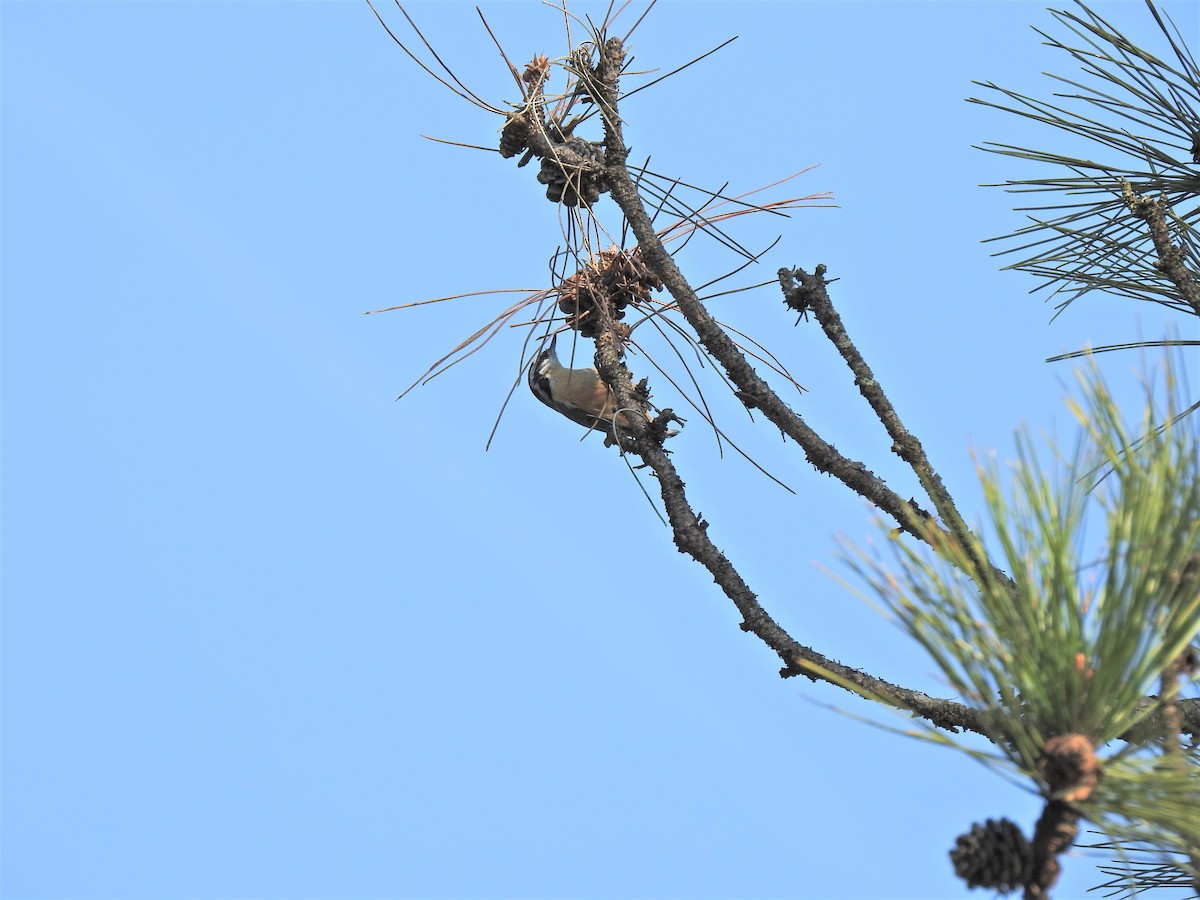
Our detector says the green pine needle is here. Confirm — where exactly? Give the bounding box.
[841,352,1199,860]
[969,1,1200,322]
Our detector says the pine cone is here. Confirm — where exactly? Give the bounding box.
[535,138,606,207]
[499,117,530,159]
[950,818,1031,894]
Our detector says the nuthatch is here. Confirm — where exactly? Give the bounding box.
[528,335,650,436]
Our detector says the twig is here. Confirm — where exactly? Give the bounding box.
[1122,179,1200,316]
[1026,800,1080,900]
[777,267,993,584]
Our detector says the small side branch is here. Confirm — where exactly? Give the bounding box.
[1025,734,1101,900]
[1122,180,1200,317]
[778,267,990,582]
[1024,800,1079,900]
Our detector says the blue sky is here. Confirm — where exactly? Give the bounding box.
[4,2,1197,899]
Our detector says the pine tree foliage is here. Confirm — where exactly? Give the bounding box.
[970,2,1200,362]
[842,357,1199,896]
[1087,829,1200,897]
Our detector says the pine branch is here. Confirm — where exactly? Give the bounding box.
[971,1,1200,327]
[776,267,988,583]
[1123,178,1200,315]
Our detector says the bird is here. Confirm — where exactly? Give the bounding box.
[527,334,650,436]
